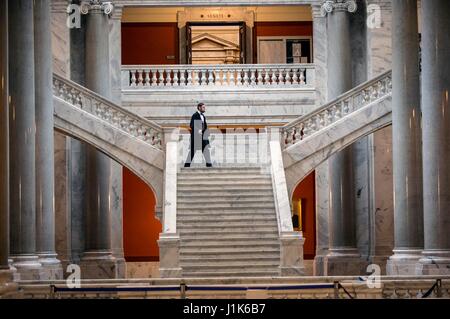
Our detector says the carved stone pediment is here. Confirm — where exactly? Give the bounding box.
[192,33,239,51]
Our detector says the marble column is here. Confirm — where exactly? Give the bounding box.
[68,0,87,267]
[322,0,363,276]
[51,0,74,276]
[418,0,450,275]
[386,0,423,276]
[0,3,17,296]
[8,0,44,280]
[79,1,118,279]
[109,6,126,278]
[34,0,63,280]
[0,0,14,288]
[311,4,329,276]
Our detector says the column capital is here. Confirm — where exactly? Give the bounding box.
[320,0,357,17]
[80,0,114,16]
[110,4,123,20]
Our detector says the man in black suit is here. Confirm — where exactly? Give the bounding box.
[184,102,213,167]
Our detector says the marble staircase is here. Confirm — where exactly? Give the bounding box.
[177,166,281,277]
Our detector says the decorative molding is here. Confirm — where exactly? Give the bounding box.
[80,0,114,15]
[176,8,255,28]
[320,0,357,17]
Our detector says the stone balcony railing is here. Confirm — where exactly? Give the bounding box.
[281,70,392,149]
[53,73,163,149]
[121,64,315,90]
[120,64,316,126]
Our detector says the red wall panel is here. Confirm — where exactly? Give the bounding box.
[292,171,316,260]
[122,23,179,65]
[123,167,161,261]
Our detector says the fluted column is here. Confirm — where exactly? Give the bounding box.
[34,0,63,280]
[0,0,10,272]
[0,3,17,295]
[322,0,362,276]
[386,0,423,276]
[8,0,44,280]
[418,0,450,275]
[79,0,118,279]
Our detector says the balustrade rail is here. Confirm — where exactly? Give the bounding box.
[281,70,392,148]
[53,73,163,149]
[121,64,315,89]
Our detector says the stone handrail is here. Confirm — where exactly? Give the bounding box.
[53,73,163,149]
[282,70,392,148]
[121,64,315,88]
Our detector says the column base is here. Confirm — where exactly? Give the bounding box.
[324,248,366,276]
[39,253,64,280]
[279,232,305,276]
[114,257,127,279]
[158,233,182,278]
[386,249,422,276]
[10,255,45,281]
[416,250,450,275]
[313,253,328,276]
[0,268,19,298]
[79,251,119,279]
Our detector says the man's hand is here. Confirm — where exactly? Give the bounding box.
[198,129,202,134]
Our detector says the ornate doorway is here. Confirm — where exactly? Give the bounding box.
[186,22,246,64]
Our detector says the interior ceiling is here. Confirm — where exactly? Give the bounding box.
[122,6,313,23]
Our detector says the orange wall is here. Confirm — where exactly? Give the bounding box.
[292,171,316,259]
[122,22,179,65]
[123,167,161,261]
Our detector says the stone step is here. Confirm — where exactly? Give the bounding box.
[177,191,274,198]
[177,180,272,187]
[179,228,278,235]
[177,208,276,216]
[178,224,278,232]
[177,200,274,209]
[180,239,279,248]
[181,262,279,270]
[177,185,273,192]
[181,270,280,278]
[179,255,280,263]
[180,247,280,255]
[178,203,275,210]
[178,215,277,223]
[178,176,271,183]
[180,233,279,241]
[179,167,268,174]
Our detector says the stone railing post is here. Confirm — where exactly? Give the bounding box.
[269,127,304,276]
[158,127,182,278]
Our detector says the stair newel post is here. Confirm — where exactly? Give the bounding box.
[158,127,182,278]
[269,127,305,276]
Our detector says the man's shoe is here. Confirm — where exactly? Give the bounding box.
[206,163,213,168]
[184,163,191,168]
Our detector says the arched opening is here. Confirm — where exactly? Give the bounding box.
[291,171,316,260]
[123,167,161,277]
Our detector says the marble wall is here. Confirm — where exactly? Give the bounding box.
[54,132,71,272]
